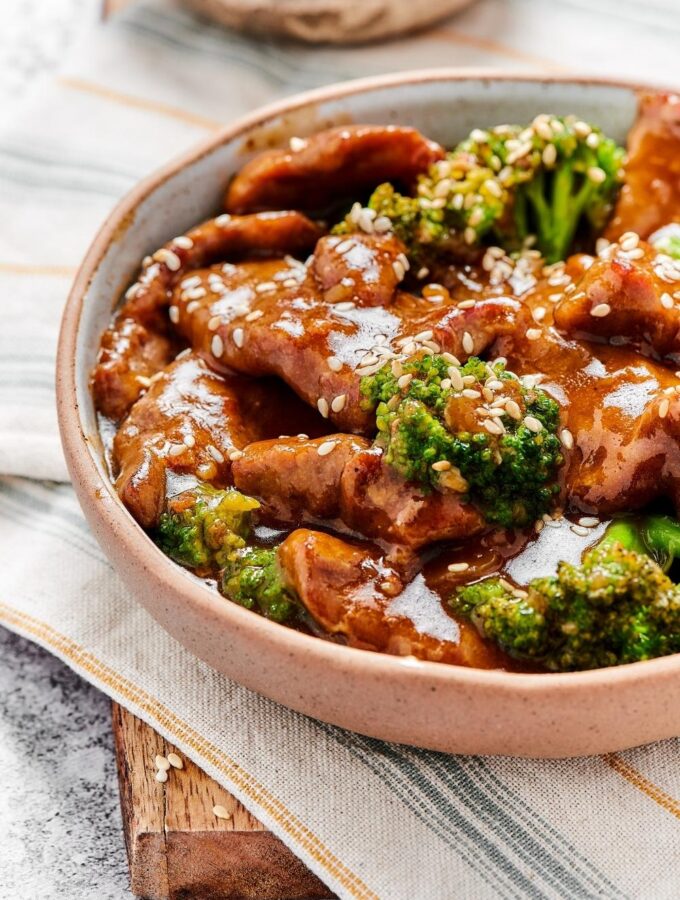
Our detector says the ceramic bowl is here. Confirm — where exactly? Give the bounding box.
[57,71,680,758]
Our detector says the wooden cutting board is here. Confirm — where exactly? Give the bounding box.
[112,703,335,899]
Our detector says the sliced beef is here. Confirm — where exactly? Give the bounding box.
[279,529,505,668]
[225,125,444,214]
[175,255,529,434]
[554,241,680,360]
[605,92,680,241]
[92,211,320,421]
[113,353,324,528]
[312,233,407,307]
[232,434,369,522]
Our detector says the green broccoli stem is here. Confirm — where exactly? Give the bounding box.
[600,515,680,572]
[522,163,595,264]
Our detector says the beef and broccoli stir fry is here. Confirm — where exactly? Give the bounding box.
[92,93,680,673]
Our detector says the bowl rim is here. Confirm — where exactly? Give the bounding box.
[57,67,680,695]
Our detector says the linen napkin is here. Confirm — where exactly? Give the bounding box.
[1,2,679,897]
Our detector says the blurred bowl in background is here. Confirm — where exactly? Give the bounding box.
[182,0,476,44]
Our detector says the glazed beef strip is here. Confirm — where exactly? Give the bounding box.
[232,436,484,548]
[113,353,325,527]
[173,239,529,434]
[605,93,680,241]
[554,239,680,361]
[225,125,444,214]
[278,529,507,668]
[92,210,320,421]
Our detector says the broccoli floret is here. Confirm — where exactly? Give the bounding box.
[156,484,259,571]
[649,224,680,260]
[601,515,680,573]
[221,546,298,623]
[452,542,680,671]
[336,116,625,264]
[361,354,563,527]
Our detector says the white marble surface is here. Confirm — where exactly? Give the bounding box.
[1,2,131,897]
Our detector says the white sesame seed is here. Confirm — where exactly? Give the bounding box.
[542,143,557,167]
[392,259,406,281]
[136,375,151,388]
[484,419,503,435]
[414,329,434,342]
[661,293,674,310]
[398,373,413,390]
[505,399,522,420]
[246,309,264,322]
[232,327,245,348]
[443,353,461,366]
[619,232,640,252]
[334,301,355,311]
[156,755,170,771]
[587,166,607,184]
[173,235,193,249]
[289,135,307,151]
[208,315,222,331]
[215,214,232,227]
[327,356,343,373]
[570,524,591,537]
[125,283,141,300]
[417,266,430,279]
[458,299,476,310]
[335,239,354,254]
[169,305,180,324]
[167,753,183,769]
[659,397,671,418]
[256,281,277,294]
[533,307,546,323]
[523,416,543,433]
[317,397,329,418]
[447,562,470,573]
[212,804,232,820]
[535,520,545,533]
[590,303,611,318]
[154,248,181,271]
[211,335,224,357]
[432,460,451,472]
[183,287,206,301]
[464,227,477,245]
[560,428,574,449]
[184,434,196,448]
[578,516,599,528]
[186,300,200,314]
[462,389,482,399]
[449,368,465,391]
[317,440,338,457]
[155,769,168,783]
[373,215,392,233]
[462,332,474,354]
[229,449,244,462]
[526,328,542,341]
[331,394,347,413]
[207,444,224,463]
[168,443,187,457]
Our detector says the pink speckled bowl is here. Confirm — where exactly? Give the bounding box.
[57,71,680,758]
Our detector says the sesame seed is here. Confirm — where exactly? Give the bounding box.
[317,440,338,457]
[570,524,591,536]
[484,419,503,435]
[256,281,277,294]
[659,397,670,418]
[458,299,476,310]
[533,307,546,322]
[155,755,170,771]
[449,368,464,391]
[619,232,639,252]
[167,753,183,769]
[183,287,206,301]
[462,332,474,354]
[317,398,329,418]
[560,428,574,449]
[432,460,451,472]
[464,227,476,245]
[173,235,193,249]
[526,328,542,341]
[398,373,413,390]
[206,444,224,463]
[334,301,355,311]
[587,166,607,184]
[212,805,232,820]
[462,389,482,399]
[535,520,544,533]
[447,562,470,573]
[542,143,557,166]
[184,434,196,448]
[578,516,599,528]
[443,352,461,366]
[373,216,392,233]
[505,399,522,420]
[331,394,347,413]
[661,293,674,310]
[135,375,151,388]
[215,214,232,227]
[417,266,430,279]
[289,135,307,151]
[186,300,200,314]
[155,769,168,783]
[208,315,222,331]
[154,248,181,271]
[168,443,187,457]
[590,303,611,318]
[392,259,406,281]
[327,356,343,372]
[523,416,543,433]
[125,283,141,300]
[335,239,354,254]
[211,335,224,357]
[246,309,264,322]
[228,449,244,462]
[232,327,245,348]
[169,305,180,324]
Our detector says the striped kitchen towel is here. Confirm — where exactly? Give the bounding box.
[1,1,679,898]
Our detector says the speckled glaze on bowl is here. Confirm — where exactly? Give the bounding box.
[57,71,680,758]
